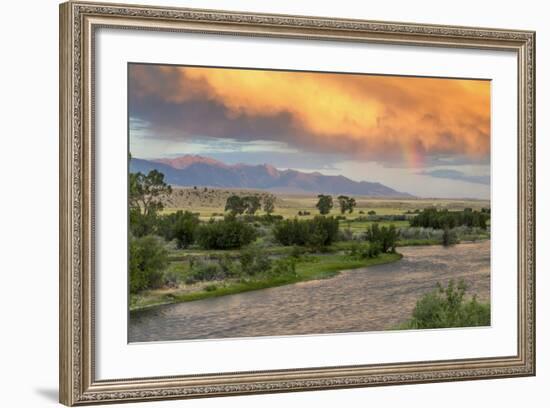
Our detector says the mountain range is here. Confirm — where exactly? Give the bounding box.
[130,155,413,197]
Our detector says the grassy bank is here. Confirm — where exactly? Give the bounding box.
[130,252,402,311]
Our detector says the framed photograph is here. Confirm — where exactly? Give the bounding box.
[59,1,536,405]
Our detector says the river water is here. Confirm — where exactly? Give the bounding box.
[129,241,490,342]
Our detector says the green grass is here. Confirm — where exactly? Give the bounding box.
[130,252,402,311]
[167,243,294,261]
[339,219,410,231]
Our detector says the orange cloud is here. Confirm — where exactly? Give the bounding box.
[130,65,490,164]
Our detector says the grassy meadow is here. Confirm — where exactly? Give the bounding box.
[162,187,489,220]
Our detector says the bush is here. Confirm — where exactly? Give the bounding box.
[269,258,297,278]
[365,223,398,253]
[239,247,272,276]
[185,261,224,284]
[129,208,159,238]
[362,242,382,258]
[196,217,257,249]
[273,219,309,246]
[158,210,199,249]
[129,235,169,293]
[409,208,490,229]
[442,226,459,246]
[347,241,360,257]
[240,214,283,224]
[218,254,241,278]
[338,228,354,242]
[273,216,339,248]
[398,227,443,241]
[290,245,306,258]
[402,279,490,329]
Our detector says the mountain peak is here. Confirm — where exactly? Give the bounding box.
[130,155,413,197]
[263,163,280,177]
[154,155,227,170]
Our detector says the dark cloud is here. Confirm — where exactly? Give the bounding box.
[129,64,491,167]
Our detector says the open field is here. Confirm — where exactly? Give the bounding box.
[162,187,490,221]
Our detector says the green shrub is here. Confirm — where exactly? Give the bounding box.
[273,216,339,248]
[129,235,169,293]
[401,279,490,329]
[218,254,241,278]
[347,241,360,257]
[365,223,398,253]
[270,258,297,278]
[339,228,354,241]
[196,217,257,249]
[129,208,159,238]
[442,226,459,246]
[410,208,490,229]
[239,247,272,276]
[158,210,199,249]
[273,219,308,246]
[185,261,224,284]
[290,245,306,258]
[361,242,382,259]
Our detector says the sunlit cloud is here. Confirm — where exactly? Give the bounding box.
[129,64,490,167]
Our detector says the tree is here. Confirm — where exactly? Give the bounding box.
[129,170,172,216]
[347,197,356,214]
[316,194,333,215]
[224,195,246,215]
[243,196,261,215]
[129,235,169,293]
[337,195,349,214]
[129,207,157,237]
[262,195,276,215]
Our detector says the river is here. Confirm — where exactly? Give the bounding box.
[129,241,490,342]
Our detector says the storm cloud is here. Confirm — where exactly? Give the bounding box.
[129,64,491,167]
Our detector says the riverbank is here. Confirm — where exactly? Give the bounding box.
[130,251,402,312]
[129,241,490,342]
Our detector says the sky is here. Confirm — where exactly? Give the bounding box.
[129,63,491,199]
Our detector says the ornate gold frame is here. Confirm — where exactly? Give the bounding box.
[59,1,536,405]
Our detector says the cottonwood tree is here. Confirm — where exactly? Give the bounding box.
[337,195,357,214]
[262,195,276,215]
[129,170,172,216]
[243,196,261,215]
[224,195,246,216]
[316,194,333,215]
